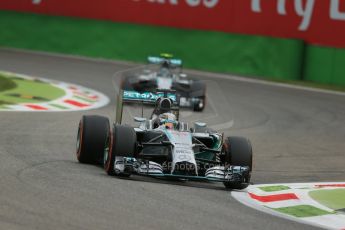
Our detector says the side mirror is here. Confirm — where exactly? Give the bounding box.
[134,117,146,122]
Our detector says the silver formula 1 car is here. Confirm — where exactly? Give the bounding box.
[121,54,206,111]
[76,90,253,190]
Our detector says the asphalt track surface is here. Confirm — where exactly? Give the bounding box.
[0,49,344,230]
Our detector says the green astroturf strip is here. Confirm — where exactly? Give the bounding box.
[273,205,334,218]
[73,95,95,103]
[49,103,68,109]
[0,73,65,104]
[259,185,290,192]
[309,189,345,211]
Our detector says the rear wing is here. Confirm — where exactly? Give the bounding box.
[123,90,178,104]
[115,89,180,124]
[147,56,182,68]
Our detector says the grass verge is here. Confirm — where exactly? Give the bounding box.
[0,72,65,105]
[0,11,345,92]
[0,10,302,80]
[0,74,16,92]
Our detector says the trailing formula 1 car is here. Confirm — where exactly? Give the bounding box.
[76,90,253,190]
[121,54,206,111]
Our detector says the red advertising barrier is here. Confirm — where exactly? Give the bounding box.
[1,0,345,48]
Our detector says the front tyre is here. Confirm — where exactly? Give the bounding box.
[193,96,206,112]
[222,136,253,190]
[190,80,206,112]
[104,124,137,176]
[76,115,110,164]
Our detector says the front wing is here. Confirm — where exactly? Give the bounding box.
[114,157,250,184]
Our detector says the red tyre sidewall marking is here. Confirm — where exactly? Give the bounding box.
[222,140,230,165]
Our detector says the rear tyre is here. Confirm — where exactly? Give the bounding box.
[104,124,137,176]
[76,115,110,165]
[222,136,253,190]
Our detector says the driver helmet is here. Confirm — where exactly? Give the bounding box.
[162,60,170,68]
[159,112,177,129]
